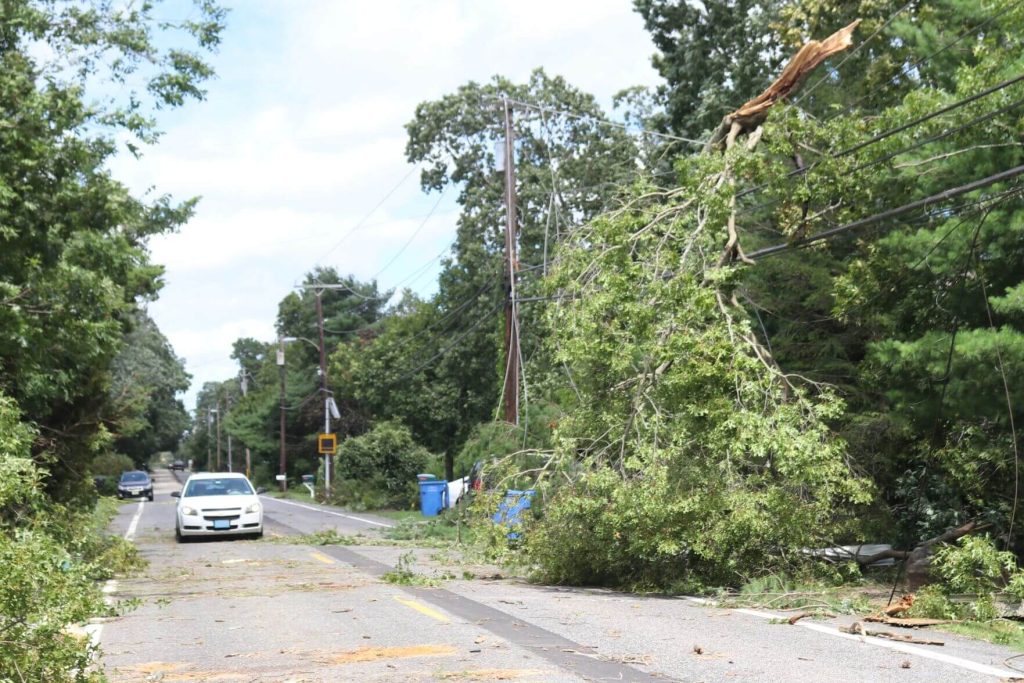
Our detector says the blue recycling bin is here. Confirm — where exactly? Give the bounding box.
[492,489,536,539]
[418,479,448,516]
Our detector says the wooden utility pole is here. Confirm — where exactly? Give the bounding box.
[315,289,331,494]
[215,397,222,470]
[502,97,520,425]
[277,338,287,491]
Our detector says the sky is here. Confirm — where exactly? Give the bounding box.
[109,0,665,410]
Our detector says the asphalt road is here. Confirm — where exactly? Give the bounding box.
[95,469,1024,682]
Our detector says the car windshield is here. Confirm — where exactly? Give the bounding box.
[183,478,253,497]
[120,472,149,483]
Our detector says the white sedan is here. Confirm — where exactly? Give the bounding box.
[172,472,265,541]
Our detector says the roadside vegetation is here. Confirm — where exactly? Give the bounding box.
[185,0,1024,617]
[5,0,1024,674]
[0,1,225,679]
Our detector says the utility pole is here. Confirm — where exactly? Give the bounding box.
[205,408,212,469]
[215,399,222,471]
[315,290,332,495]
[226,395,233,473]
[240,371,252,479]
[502,97,520,426]
[291,283,352,496]
[277,337,287,492]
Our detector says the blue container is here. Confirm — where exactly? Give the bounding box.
[492,489,536,539]
[418,479,448,516]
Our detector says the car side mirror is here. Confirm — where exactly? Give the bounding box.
[170,491,181,498]
[256,487,267,495]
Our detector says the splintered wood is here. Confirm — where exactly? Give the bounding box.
[706,20,861,152]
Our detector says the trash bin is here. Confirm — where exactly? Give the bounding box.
[492,489,536,539]
[416,473,437,482]
[418,479,448,516]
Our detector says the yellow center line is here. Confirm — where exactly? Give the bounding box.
[393,595,451,623]
[309,550,335,565]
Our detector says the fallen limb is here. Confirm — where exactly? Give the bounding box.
[863,616,952,628]
[841,622,945,646]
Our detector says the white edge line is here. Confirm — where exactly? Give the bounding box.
[124,501,144,541]
[684,597,1017,679]
[261,496,395,528]
[91,501,145,649]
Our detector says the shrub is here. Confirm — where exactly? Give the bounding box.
[90,452,135,479]
[0,395,108,682]
[330,421,434,508]
[931,534,1018,595]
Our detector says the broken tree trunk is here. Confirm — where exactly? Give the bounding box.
[705,20,861,153]
[855,520,992,590]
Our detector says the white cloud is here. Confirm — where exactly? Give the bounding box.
[117,1,663,410]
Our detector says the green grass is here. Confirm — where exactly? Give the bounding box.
[371,509,424,522]
[939,621,1024,651]
[384,514,477,546]
[262,488,318,501]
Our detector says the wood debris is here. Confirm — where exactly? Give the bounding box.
[841,621,944,646]
[883,594,915,617]
[705,20,861,151]
[863,615,951,628]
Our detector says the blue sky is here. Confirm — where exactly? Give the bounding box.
[109,0,664,409]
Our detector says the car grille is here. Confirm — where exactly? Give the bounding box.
[201,507,244,531]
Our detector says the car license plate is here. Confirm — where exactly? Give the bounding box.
[213,519,230,530]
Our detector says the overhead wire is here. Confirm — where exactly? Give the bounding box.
[385,303,503,387]
[736,71,1024,202]
[748,163,1024,259]
[370,187,450,281]
[824,0,1023,121]
[794,0,917,106]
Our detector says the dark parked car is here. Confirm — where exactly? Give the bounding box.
[169,459,186,471]
[117,470,154,501]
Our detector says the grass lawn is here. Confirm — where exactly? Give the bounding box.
[370,509,424,523]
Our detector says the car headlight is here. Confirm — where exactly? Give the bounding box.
[244,502,261,514]
[180,506,198,516]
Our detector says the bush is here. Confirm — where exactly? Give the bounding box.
[908,535,1024,622]
[329,421,434,509]
[90,452,135,479]
[0,395,108,682]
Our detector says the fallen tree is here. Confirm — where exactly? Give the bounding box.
[855,520,992,589]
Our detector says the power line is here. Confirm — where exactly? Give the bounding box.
[402,281,497,347]
[385,303,502,386]
[839,72,1024,159]
[748,163,1024,259]
[495,96,706,146]
[319,164,420,261]
[370,187,450,280]
[825,0,1023,121]
[795,1,916,105]
[737,71,1024,201]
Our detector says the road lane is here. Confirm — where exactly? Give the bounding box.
[103,469,1024,682]
[100,470,592,682]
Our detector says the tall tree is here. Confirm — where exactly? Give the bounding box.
[0,0,225,502]
[110,311,191,465]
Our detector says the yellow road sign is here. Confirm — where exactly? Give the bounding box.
[317,433,337,455]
